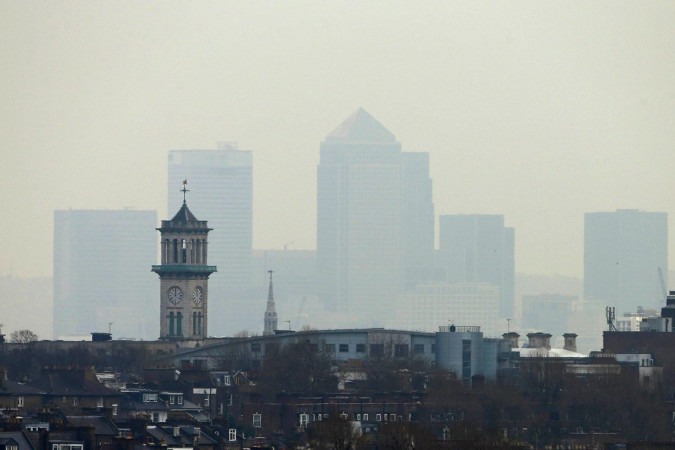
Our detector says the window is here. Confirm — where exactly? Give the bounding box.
[370,344,384,357]
[299,413,310,426]
[356,343,366,353]
[204,396,210,407]
[52,445,83,450]
[73,397,79,406]
[17,396,24,407]
[112,404,118,416]
[229,429,237,442]
[223,374,231,386]
[253,413,262,428]
[376,414,382,422]
[227,394,233,406]
[170,396,175,405]
[394,344,409,358]
[143,393,158,402]
[390,414,396,422]
[178,395,183,405]
[97,397,103,408]
[414,344,425,354]
[356,414,361,421]
[325,344,336,352]
[340,412,348,419]
[363,413,369,421]
[339,344,349,353]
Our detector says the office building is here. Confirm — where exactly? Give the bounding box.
[317,108,434,322]
[168,144,253,334]
[438,214,515,318]
[388,282,501,337]
[584,209,668,315]
[53,209,157,339]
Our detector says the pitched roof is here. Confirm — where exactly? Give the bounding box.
[325,108,396,143]
[170,203,198,222]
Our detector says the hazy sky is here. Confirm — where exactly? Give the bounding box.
[1,1,674,280]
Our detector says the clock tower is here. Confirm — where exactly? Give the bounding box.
[152,181,217,340]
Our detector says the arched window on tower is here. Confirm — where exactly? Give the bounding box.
[172,239,178,263]
[197,312,203,336]
[169,312,175,336]
[181,239,187,263]
[176,312,183,336]
[163,239,170,263]
[190,239,195,263]
[193,312,197,335]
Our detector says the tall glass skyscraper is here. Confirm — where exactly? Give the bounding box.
[53,209,158,339]
[584,209,668,314]
[168,144,253,335]
[317,108,434,323]
[438,214,515,319]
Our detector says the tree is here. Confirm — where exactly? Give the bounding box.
[257,338,337,396]
[10,329,38,343]
[306,414,363,450]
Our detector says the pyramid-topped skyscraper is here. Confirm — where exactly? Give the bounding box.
[317,108,434,324]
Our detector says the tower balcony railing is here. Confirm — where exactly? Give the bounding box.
[152,264,217,274]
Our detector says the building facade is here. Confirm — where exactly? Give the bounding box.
[168,144,252,334]
[317,108,434,322]
[584,209,668,315]
[53,209,157,340]
[438,214,515,318]
[152,191,217,340]
[388,282,501,337]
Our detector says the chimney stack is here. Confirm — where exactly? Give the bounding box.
[563,333,578,352]
[502,332,520,349]
[527,332,552,350]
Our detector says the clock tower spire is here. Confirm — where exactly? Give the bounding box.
[152,181,217,340]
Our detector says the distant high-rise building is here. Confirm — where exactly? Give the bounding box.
[168,144,252,334]
[53,209,157,339]
[584,209,668,314]
[438,215,515,319]
[317,108,434,321]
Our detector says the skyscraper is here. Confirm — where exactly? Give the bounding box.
[53,209,157,339]
[438,214,515,319]
[584,209,668,314]
[168,144,253,334]
[317,108,434,322]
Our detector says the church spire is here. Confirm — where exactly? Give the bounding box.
[263,270,278,335]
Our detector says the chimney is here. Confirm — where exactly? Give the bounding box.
[502,332,520,349]
[563,333,578,352]
[527,332,552,350]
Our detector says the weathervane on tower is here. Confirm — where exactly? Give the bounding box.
[181,179,189,204]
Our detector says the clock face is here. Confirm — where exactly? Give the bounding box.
[193,286,203,305]
[168,286,183,305]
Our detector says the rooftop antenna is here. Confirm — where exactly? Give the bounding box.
[606,306,617,331]
[109,322,113,335]
[506,318,512,333]
[284,320,291,330]
[181,179,189,204]
[658,267,667,305]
